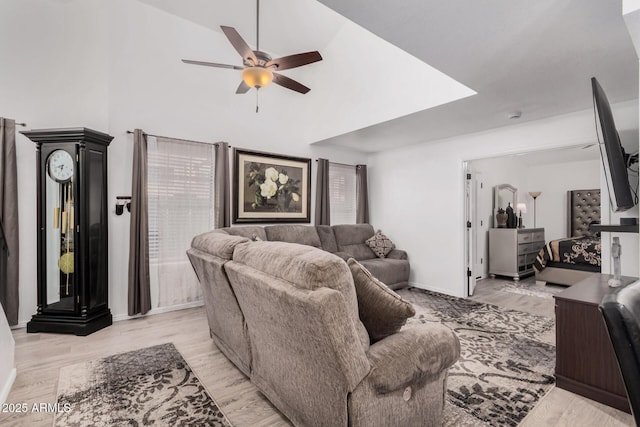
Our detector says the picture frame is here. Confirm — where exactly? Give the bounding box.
[233,148,311,223]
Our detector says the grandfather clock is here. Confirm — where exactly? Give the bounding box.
[23,128,113,335]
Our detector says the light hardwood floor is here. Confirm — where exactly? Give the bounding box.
[0,276,634,427]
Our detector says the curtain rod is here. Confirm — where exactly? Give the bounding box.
[316,159,363,168]
[2,120,26,127]
[126,130,230,147]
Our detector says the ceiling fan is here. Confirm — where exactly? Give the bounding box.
[182,0,322,96]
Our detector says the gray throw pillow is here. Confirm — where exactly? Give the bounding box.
[365,230,395,258]
[347,258,415,343]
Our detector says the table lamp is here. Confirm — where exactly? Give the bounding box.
[516,203,527,228]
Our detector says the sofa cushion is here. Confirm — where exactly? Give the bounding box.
[233,241,370,349]
[347,258,415,343]
[365,230,396,258]
[332,224,376,261]
[316,225,338,253]
[191,231,250,260]
[265,225,322,248]
[359,258,410,289]
[222,226,268,242]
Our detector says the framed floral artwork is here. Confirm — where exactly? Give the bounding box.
[233,149,311,223]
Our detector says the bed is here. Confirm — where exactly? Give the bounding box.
[534,189,602,286]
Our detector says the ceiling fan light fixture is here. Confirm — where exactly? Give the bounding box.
[242,67,273,89]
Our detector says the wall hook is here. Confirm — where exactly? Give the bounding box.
[116,196,131,216]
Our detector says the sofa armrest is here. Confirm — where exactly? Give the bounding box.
[364,323,460,394]
[386,249,407,260]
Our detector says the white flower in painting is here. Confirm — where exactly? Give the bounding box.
[260,179,278,199]
[278,173,289,184]
[265,167,279,182]
[291,193,300,202]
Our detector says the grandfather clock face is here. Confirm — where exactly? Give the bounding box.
[47,149,74,183]
[44,148,76,310]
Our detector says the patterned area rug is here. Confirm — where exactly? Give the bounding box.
[499,280,564,300]
[399,288,556,427]
[54,343,231,426]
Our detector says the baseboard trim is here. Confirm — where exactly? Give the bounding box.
[112,300,204,322]
[0,368,16,404]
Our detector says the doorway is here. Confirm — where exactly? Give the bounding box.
[463,144,601,296]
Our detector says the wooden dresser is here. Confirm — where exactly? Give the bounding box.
[554,274,635,413]
[488,228,544,280]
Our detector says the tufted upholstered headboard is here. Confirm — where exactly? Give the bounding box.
[567,189,601,237]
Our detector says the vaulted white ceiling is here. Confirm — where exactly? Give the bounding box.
[138,0,638,153]
[138,0,475,148]
[315,0,639,152]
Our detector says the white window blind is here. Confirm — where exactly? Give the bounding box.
[147,137,214,307]
[329,162,357,225]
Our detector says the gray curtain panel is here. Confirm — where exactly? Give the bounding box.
[315,158,330,225]
[356,164,370,224]
[214,142,230,228]
[0,118,19,325]
[128,129,151,316]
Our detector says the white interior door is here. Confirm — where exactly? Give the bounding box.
[474,173,487,279]
[464,166,476,296]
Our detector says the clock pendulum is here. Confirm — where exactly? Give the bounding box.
[59,181,75,295]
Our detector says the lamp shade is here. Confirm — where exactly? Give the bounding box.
[528,191,542,199]
[517,203,527,214]
[242,67,273,89]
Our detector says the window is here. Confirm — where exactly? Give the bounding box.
[329,162,356,225]
[147,137,214,307]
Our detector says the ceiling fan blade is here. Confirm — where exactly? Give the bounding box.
[266,51,322,71]
[182,59,244,70]
[220,25,258,65]
[272,73,310,94]
[236,81,251,94]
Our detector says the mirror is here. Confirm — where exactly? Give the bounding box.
[494,184,517,225]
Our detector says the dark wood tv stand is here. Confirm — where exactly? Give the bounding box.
[554,273,635,413]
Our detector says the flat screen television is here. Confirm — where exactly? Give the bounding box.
[591,77,637,212]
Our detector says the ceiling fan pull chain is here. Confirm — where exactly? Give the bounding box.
[256,89,259,113]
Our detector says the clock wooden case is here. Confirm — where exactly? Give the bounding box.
[22,128,113,336]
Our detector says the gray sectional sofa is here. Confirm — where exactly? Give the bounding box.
[187,225,460,426]
[218,223,409,289]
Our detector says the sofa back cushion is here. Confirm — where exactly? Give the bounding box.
[232,241,369,349]
[221,226,267,241]
[315,225,338,253]
[265,225,322,248]
[191,230,250,260]
[332,224,376,261]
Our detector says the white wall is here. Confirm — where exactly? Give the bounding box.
[368,102,638,297]
[0,303,16,404]
[1,0,109,326]
[524,159,601,241]
[2,0,367,326]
